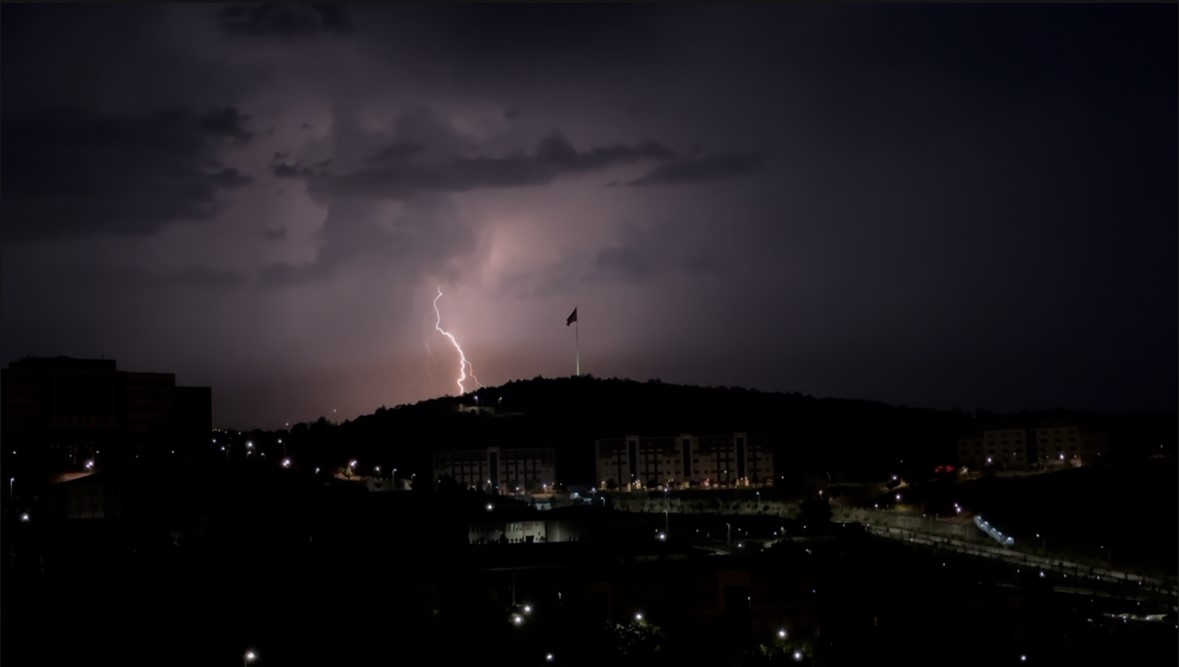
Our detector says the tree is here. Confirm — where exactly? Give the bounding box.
[797,494,832,531]
[605,618,665,664]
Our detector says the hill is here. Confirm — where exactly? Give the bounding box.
[242,376,1173,488]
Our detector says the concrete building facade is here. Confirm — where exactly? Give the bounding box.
[433,447,557,495]
[594,433,773,490]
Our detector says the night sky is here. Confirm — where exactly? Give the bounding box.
[2,4,1175,428]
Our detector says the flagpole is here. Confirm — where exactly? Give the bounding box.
[575,317,580,377]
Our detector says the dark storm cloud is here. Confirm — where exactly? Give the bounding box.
[198,106,254,143]
[271,151,330,179]
[593,222,729,284]
[24,260,248,292]
[163,266,248,290]
[218,4,349,38]
[594,223,677,283]
[1,106,254,242]
[368,142,424,163]
[312,131,679,200]
[209,168,252,187]
[628,152,764,186]
[272,161,329,179]
[360,4,671,85]
[263,226,287,241]
[259,194,476,289]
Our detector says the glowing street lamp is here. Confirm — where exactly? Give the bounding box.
[777,629,788,639]
[244,650,257,667]
[634,612,644,622]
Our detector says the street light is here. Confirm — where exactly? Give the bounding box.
[777,629,788,639]
[244,650,257,667]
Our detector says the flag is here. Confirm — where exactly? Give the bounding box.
[566,307,577,326]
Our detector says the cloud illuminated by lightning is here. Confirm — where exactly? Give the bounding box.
[433,286,482,395]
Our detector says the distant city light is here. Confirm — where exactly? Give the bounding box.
[634,612,643,622]
[793,650,803,661]
[281,458,291,469]
[545,653,554,663]
[20,512,30,523]
[777,629,787,639]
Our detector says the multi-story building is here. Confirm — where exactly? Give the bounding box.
[594,433,773,490]
[433,447,557,495]
[1033,425,1108,467]
[956,421,1109,471]
[1,356,212,472]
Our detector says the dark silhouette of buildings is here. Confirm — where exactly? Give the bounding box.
[1,356,211,473]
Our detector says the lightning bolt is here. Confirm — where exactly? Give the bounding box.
[433,286,482,395]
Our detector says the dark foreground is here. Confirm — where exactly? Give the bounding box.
[4,476,1176,666]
